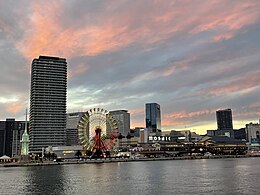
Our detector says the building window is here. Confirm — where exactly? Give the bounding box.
[256,131,260,139]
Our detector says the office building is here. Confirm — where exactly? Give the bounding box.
[66,112,85,146]
[107,110,130,136]
[145,103,161,133]
[216,108,233,130]
[0,119,28,157]
[246,120,260,151]
[29,56,67,153]
[246,121,260,143]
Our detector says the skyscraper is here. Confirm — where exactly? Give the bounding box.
[29,56,67,153]
[145,103,161,133]
[107,110,130,136]
[2,119,15,157]
[216,108,233,130]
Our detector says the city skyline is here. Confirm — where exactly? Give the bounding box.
[0,1,259,134]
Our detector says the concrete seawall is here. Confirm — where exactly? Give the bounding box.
[1,155,260,168]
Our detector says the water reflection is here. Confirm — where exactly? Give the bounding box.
[23,165,66,195]
[0,158,260,195]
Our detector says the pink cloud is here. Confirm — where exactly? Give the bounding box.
[164,109,215,120]
[198,71,260,96]
[130,121,144,129]
[13,0,259,63]
[190,1,259,41]
[68,63,89,78]
[213,32,234,42]
[16,1,136,60]
[6,103,23,114]
[160,109,217,130]
[128,108,144,115]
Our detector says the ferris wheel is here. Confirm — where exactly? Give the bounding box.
[78,108,119,153]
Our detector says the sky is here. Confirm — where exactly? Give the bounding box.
[0,0,259,134]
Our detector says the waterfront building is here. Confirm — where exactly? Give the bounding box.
[246,121,260,144]
[139,128,148,143]
[145,103,161,134]
[29,56,67,153]
[207,130,216,137]
[45,145,84,159]
[207,129,234,138]
[234,128,246,140]
[206,109,235,139]
[199,136,247,155]
[66,112,85,146]
[246,121,260,142]
[107,110,130,136]
[161,130,201,143]
[117,136,139,149]
[216,108,233,130]
[130,127,143,137]
[190,132,202,142]
[0,124,4,156]
[0,119,28,157]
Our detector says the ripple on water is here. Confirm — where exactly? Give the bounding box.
[0,158,260,195]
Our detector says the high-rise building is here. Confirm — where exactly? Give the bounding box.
[3,119,15,157]
[29,56,67,153]
[145,103,161,133]
[0,119,28,157]
[107,110,130,136]
[0,123,4,156]
[66,112,85,146]
[216,109,233,130]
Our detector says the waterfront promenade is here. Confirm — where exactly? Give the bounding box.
[1,154,259,168]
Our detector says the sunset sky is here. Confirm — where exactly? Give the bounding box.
[0,0,259,134]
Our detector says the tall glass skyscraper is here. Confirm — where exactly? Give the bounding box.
[29,56,67,153]
[216,108,233,130]
[145,103,161,133]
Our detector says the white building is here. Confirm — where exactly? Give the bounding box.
[246,120,260,152]
[139,128,148,143]
[246,121,260,143]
